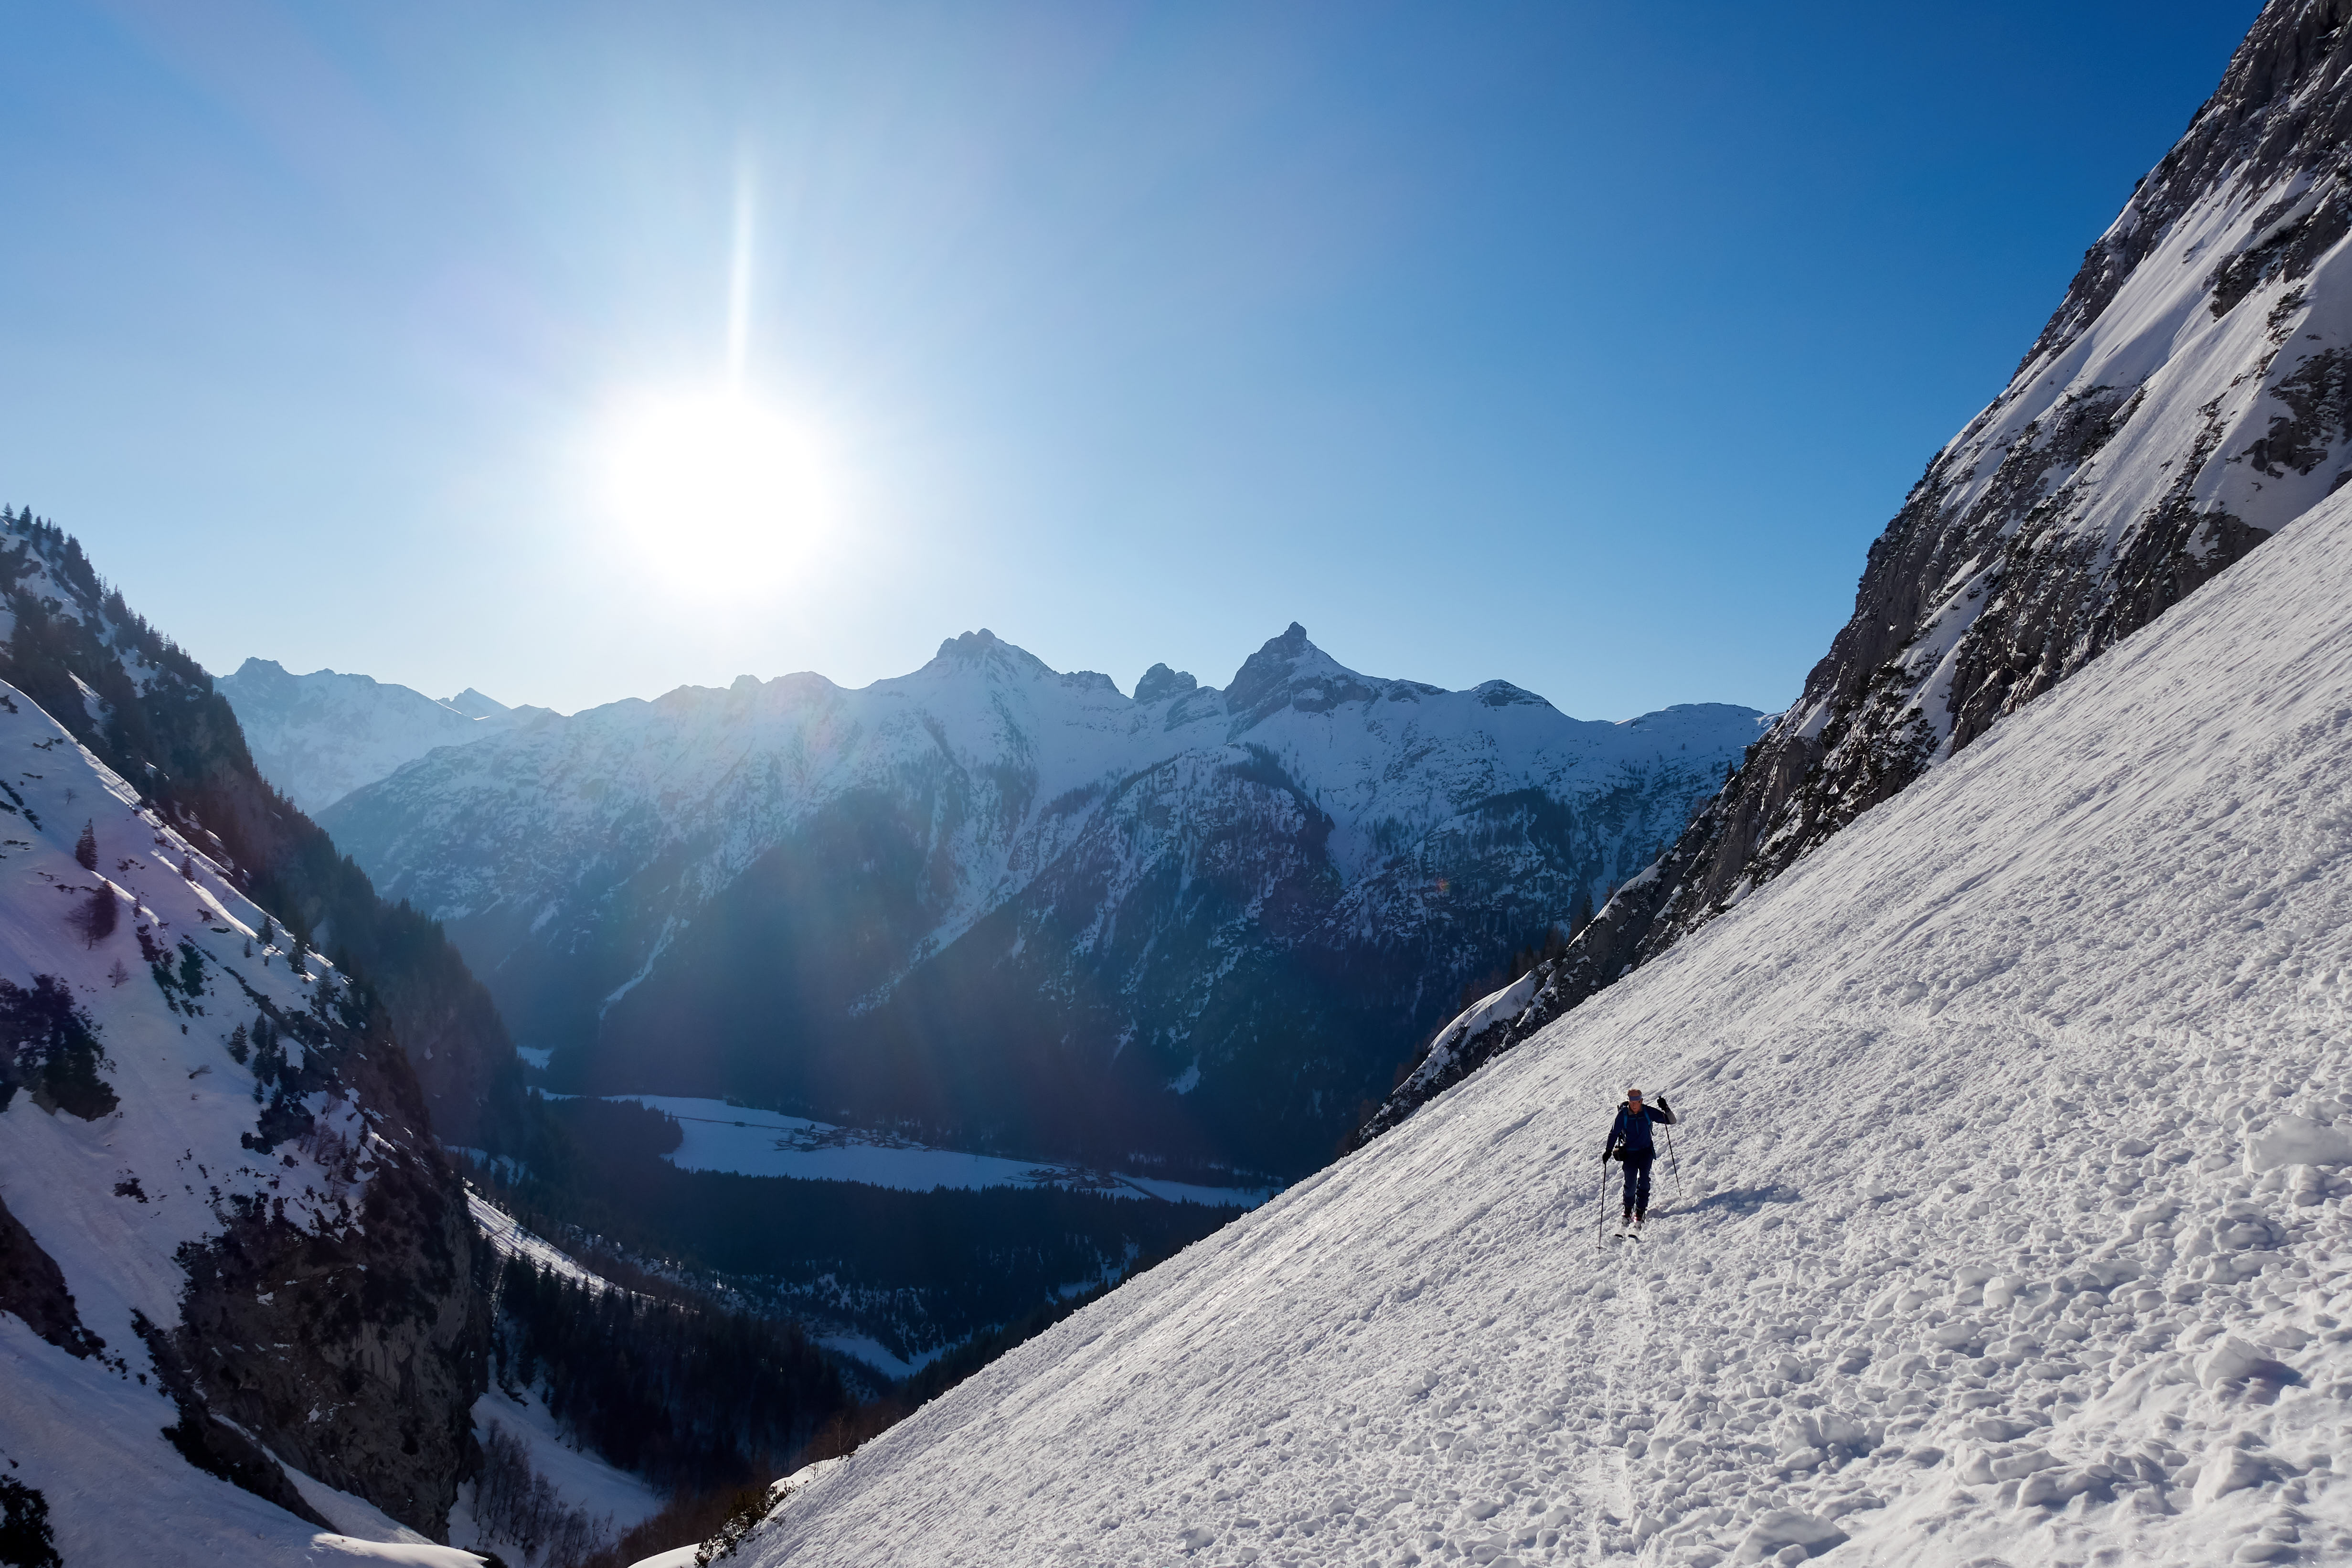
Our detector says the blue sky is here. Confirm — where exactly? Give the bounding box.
[0,1,2261,719]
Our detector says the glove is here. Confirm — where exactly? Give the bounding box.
[1656,1095,1672,1111]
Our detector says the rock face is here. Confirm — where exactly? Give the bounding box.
[320,624,1764,1175]
[0,653,486,1558]
[217,658,526,815]
[1361,0,2352,1140]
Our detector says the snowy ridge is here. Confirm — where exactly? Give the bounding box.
[218,658,532,814]
[468,1190,617,1296]
[0,681,483,1565]
[733,468,2352,1563]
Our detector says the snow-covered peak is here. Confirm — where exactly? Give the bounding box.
[442,687,510,720]
[1133,662,1201,704]
[919,628,1063,686]
[218,658,518,813]
[1225,621,1408,729]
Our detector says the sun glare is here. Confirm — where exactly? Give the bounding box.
[604,390,831,589]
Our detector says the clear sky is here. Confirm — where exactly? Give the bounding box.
[0,1,2263,720]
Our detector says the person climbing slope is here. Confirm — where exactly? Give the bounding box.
[1602,1087,1675,1236]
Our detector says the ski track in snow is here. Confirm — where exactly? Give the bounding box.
[736,492,2352,1565]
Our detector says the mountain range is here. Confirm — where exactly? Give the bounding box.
[266,628,1764,1176]
[216,659,548,815]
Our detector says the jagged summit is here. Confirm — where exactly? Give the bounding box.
[925,627,1057,681]
[1134,662,1201,703]
[441,686,510,720]
[1224,621,1447,731]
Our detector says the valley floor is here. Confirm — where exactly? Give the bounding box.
[579,1092,1280,1206]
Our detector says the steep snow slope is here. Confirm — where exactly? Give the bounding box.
[1370,0,2352,1134]
[735,475,2352,1564]
[218,659,527,814]
[322,625,1761,1172]
[0,683,484,1564]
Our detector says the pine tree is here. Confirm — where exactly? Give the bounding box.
[73,821,96,871]
[227,1024,250,1065]
[106,959,130,988]
[179,853,195,881]
[74,885,117,947]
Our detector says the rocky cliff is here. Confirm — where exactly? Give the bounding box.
[1360,0,2352,1141]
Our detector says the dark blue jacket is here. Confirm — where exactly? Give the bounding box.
[1603,1098,1675,1159]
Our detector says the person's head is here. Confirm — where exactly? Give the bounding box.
[1627,1088,1644,1107]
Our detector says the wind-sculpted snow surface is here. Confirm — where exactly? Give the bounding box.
[324,625,1761,1172]
[732,491,2352,1565]
[0,685,484,1564]
[1367,0,2352,1139]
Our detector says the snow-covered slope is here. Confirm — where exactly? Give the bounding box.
[1371,0,2352,1136]
[321,626,1763,1173]
[0,682,486,1564]
[732,461,2352,1565]
[0,511,525,1151]
[217,659,529,814]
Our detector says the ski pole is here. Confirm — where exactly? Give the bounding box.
[1664,1120,1684,1205]
[1596,1157,1609,1249]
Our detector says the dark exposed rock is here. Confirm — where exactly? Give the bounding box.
[162,1003,490,1537]
[0,1193,103,1360]
[1135,663,1199,703]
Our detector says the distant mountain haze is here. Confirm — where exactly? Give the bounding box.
[286,626,1764,1176]
[217,659,552,814]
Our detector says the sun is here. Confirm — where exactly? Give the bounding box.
[602,389,832,588]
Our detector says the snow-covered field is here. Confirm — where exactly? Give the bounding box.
[588,1093,1276,1205]
[733,485,2352,1563]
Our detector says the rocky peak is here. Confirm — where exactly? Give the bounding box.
[926,628,1058,684]
[442,686,509,719]
[1471,680,1554,710]
[1224,623,1380,729]
[1134,662,1199,704]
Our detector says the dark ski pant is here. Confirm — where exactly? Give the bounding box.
[1618,1152,1654,1218]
